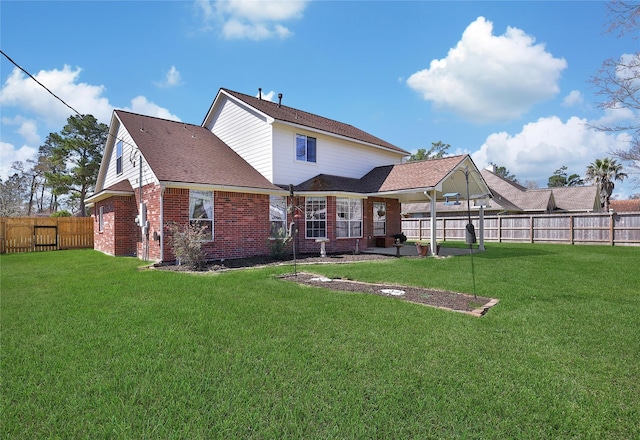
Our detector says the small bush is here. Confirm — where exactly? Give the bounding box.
[50,210,72,217]
[267,235,292,260]
[166,221,208,269]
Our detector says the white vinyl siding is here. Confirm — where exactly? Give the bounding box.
[208,97,274,182]
[102,122,157,191]
[272,125,403,186]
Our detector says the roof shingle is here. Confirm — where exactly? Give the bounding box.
[116,110,281,192]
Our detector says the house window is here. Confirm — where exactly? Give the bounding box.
[116,141,123,174]
[189,190,214,240]
[98,206,104,232]
[270,195,287,237]
[373,202,386,236]
[305,196,326,238]
[336,197,362,238]
[296,134,317,163]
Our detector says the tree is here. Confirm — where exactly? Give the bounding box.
[44,114,108,216]
[490,163,518,183]
[590,1,640,187]
[408,141,450,161]
[0,171,28,217]
[585,157,628,211]
[548,166,585,187]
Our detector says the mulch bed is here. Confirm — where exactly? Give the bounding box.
[152,253,499,316]
[279,272,498,317]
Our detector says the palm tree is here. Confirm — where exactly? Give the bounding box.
[585,158,628,211]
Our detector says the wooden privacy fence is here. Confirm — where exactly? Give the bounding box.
[402,212,640,246]
[0,217,94,254]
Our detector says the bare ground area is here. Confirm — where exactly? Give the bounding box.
[153,253,499,316]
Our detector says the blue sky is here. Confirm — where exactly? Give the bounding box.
[1,0,637,198]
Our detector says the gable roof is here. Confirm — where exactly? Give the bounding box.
[294,155,492,203]
[115,110,281,192]
[480,170,552,212]
[550,186,600,212]
[204,88,409,156]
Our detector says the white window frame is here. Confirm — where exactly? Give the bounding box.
[269,195,287,238]
[305,196,326,238]
[116,141,123,175]
[296,134,317,163]
[189,190,214,241]
[336,197,363,238]
[98,206,104,232]
[373,202,386,236]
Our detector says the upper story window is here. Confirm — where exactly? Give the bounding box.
[305,196,326,238]
[373,202,386,236]
[116,141,123,174]
[189,190,214,241]
[296,134,316,163]
[269,195,287,238]
[336,197,362,238]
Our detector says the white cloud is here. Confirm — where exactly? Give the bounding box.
[407,17,567,123]
[0,66,112,127]
[125,96,182,121]
[562,90,584,108]
[471,116,624,186]
[195,0,307,40]
[2,115,41,146]
[0,142,37,180]
[155,66,183,88]
[471,116,624,191]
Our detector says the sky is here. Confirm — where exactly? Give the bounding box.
[1,0,638,199]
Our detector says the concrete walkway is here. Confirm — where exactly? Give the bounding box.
[362,244,483,257]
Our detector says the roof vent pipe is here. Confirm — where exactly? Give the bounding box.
[258,88,262,100]
[278,93,282,107]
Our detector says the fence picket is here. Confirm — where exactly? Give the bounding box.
[0,217,94,254]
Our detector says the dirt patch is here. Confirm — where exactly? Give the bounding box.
[279,272,498,317]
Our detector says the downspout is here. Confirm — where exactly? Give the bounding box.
[159,185,165,262]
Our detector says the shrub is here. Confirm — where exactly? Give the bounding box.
[267,235,292,260]
[50,210,72,217]
[166,221,208,269]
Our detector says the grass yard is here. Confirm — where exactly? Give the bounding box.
[1,244,639,439]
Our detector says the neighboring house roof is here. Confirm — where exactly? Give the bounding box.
[550,186,600,212]
[115,110,281,192]
[207,88,409,156]
[480,170,552,212]
[402,168,601,216]
[610,199,640,212]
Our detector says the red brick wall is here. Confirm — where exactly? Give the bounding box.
[93,195,137,257]
[161,189,273,262]
[96,186,403,262]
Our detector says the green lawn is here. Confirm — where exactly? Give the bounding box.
[1,244,639,439]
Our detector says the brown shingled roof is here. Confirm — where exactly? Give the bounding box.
[116,110,281,192]
[294,155,470,194]
[218,89,409,155]
[610,199,640,212]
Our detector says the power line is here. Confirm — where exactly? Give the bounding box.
[0,49,142,162]
[1,49,83,117]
